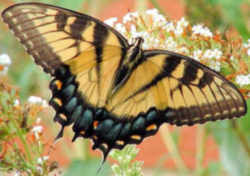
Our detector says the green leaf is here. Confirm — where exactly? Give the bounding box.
[204,162,223,176]
[16,62,36,99]
[212,0,249,39]
[209,120,250,176]
[55,0,86,11]
[63,159,111,176]
[237,99,250,133]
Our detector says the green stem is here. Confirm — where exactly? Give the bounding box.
[160,125,188,173]
[231,120,250,158]
[149,0,167,16]
[10,116,35,171]
[87,0,104,16]
[195,125,206,175]
[135,0,147,11]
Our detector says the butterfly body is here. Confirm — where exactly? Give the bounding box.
[2,2,247,160]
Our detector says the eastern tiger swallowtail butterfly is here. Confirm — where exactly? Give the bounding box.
[2,2,247,161]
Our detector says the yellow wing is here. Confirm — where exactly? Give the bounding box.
[106,50,247,125]
[2,2,129,107]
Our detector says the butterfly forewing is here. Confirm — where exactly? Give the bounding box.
[2,3,128,75]
[107,50,246,125]
[2,2,129,106]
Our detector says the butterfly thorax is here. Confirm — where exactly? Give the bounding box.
[107,37,144,102]
[127,37,144,63]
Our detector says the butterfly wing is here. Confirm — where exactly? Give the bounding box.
[2,2,129,106]
[106,50,247,125]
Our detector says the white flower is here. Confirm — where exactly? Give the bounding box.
[130,24,137,34]
[0,54,11,75]
[145,8,159,16]
[27,96,48,107]
[131,31,149,39]
[127,24,155,49]
[32,125,43,139]
[209,60,221,72]
[243,39,250,56]
[177,17,189,28]
[177,47,189,54]
[32,125,43,133]
[192,49,203,61]
[114,23,127,36]
[192,24,213,38]
[104,17,117,27]
[0,54,11,65]
[164,36,177,51]
[144,37,160,49]
[13,99,20,106]
[123,11,139,23]
[175,17,189,36]
[243,39,250,48]
[36,118,41,124]
[203,49,222,59]
[174,26,184,36]
[0,67,9,75]
[146,9,166,27]
[37,156,49,164]
[236,74,250,87]
[230,55,235,61]
[201,49,222,71]
[163,22,175,32]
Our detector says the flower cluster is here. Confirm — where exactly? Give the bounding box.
[110,145,143,176]
[192,24,213,38]
[0,82,57,176]
[104,8,249,97]
[28,95,48,108]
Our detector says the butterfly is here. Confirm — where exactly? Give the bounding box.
[2,2,247,162]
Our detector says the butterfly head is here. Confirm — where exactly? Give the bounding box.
[128,37,144,59]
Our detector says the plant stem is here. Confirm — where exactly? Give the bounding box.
[135,0,147,12]
[10,116,36,172]
[231,120,250,158]
[74,140,91,160]
[160,125,188,173]
[149,0,167,16]
[195,125,206,175]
